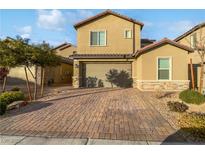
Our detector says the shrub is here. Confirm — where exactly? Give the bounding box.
[98,79,104,87]
[179,89,205,105]
[11,86,20,91]
[0,101,7,115]
[167,101,189,112]
[0,91,25,105]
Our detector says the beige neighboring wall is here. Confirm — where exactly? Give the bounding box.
[55,45,76,57]
[77,14,141,54]
[45,63,73,85]
[7,66,35,84]
[177,26,205,64]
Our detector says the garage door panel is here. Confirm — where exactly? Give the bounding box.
[82,62,132,87]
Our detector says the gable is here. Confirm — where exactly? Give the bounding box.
[75,14,142,31]
[134,38,193,57]
[74,10,144,30]
[175,22,205,42]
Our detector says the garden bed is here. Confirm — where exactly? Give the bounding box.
[145,90,205,142]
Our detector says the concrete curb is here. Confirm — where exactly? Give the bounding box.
[1,135,204,145]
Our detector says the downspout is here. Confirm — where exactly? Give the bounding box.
[133,23,135,53]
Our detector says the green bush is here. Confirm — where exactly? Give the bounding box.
[179,89,205,105]
[167,101,189,112]
[11,86,20,91]
[0,91,25,105]
[0,101,7,115]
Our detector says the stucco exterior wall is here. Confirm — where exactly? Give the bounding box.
[55,45,77,57]
[132,44,190,91]
[141,45,189,80]
[77,14,141,54]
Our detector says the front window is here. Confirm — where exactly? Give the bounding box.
[90,31,106,46]
[158,58,171,80]
[190,33,197,48]
[124,30,132,39]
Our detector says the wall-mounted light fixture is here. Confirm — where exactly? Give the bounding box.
[75,64,79,68]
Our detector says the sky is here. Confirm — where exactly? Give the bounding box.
[0,9,205,47]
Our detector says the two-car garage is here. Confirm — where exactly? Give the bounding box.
[80,62,132,88]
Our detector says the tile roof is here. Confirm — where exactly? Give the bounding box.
[70,54,134,59]
[60,57,73,65]
[134,38,194,57]
[53,43,71,50]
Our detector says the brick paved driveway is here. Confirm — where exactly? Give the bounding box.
[0,88,183,142]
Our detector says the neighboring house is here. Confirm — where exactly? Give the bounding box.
[141,38,156,48]
[71,10,194,91]
[44,43,76,85]
[174,23,205,90]
[7,42,76,86]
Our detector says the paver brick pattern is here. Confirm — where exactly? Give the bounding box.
[0,88,181,141]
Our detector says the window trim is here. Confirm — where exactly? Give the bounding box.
[89,30,107,47]
[124,29,132,39]
[156,56,172,81]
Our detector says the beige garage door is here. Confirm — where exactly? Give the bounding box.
[82,62,132,87]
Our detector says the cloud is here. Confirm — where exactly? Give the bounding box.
[17,25,32,39]
[20,33,30,39]
[37,10,66,31]
[143,21,153,27]
[18,26,32,34]
[161,20,195,34]
[36,9,95,31]
[66,10,95,24]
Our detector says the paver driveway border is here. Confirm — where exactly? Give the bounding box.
[0,88,186,143]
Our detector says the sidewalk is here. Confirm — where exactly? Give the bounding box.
[0,135,201,145]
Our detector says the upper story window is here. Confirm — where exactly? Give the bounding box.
[124,29,132,39]
[157,57,172,80]
[90,30,106,46]
[190,33,197,48]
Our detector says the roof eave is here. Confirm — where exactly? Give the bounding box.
[134,38,194,57]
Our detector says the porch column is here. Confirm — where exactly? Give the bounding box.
[72,60,80,88]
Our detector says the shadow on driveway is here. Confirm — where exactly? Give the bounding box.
[161,128,205,145]
[44,88,125,103]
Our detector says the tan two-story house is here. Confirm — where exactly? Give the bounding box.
[175,23,205,90]
[71,10,194,91]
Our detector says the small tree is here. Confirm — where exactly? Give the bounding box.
[0,68,9,92]
[0,37,35,100]
[0,39,20,92]
[32,41,61,98]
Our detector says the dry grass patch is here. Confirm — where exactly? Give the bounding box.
[179,113,205,141]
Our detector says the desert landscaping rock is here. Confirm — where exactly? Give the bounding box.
[7,100,25,110]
